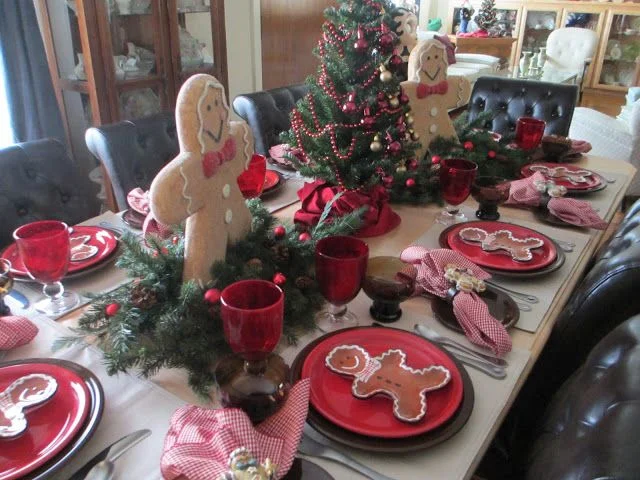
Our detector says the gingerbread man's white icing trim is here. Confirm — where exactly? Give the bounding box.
[196,79,230,155]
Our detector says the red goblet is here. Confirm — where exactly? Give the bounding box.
[436,158,478,225]
[237,153,267,198]
[315,235,369,329]
[214,280,290,423]
[516,117,546,150]
[13,221,79,316]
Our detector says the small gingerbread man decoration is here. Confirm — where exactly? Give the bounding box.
[529,165,593,185]
[325,345,450,423]
[394,7,418,63]
[149,74,254,284]
[0,374,57,438]
[401,39,471,162]
[459,227,544,262]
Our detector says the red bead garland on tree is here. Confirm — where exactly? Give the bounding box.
[204,288,221,304]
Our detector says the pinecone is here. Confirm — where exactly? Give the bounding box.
[295,275,314,290]
[130,284,158,309]
[246,258,263,271]
[271,244,290,263]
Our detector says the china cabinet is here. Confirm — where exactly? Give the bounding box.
[35,0,228,210]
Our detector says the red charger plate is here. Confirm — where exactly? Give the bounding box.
[0,362,91,480]
[1,226,118,279]
[301,328,463,439]
[442,221,557,272]
[520,163,602,191]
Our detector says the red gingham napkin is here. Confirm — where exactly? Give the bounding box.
[506,172,606,229]
[400,246,512,356]
[127,188,173,241]
[0,316,38,350]
[161,379,311,480]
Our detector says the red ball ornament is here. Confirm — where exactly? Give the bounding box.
[387,141,402,155]
[204,288,221,304]
[273,225,286,239]
[389,54,403,69]
[360,107,376,130]
[341,92,357,115]
[488,150,497,158]
[399,92,410,105]
[431,155,441,164]
[463,141,474,151]
[382,175,394,186]
[298,232,312,242]
[273,272,287,286]
[105,303,120,317]
[161,247,169,255]
[408,158,419,170]
[354,26,368,52]
[406,178,416,187]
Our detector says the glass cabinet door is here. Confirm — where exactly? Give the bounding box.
[520,8,561,54]
[596,12,640,89]
[450,2,520,38]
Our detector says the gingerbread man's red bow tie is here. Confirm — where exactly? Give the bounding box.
[416,80,448,99]
[202,137,237,178]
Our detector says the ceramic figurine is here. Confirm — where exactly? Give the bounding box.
[519,51,533,77]
[537,47,547,69]
[459,1,474,34]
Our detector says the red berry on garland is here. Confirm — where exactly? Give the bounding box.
[298,232,312,242]
[464,141,474,151]
[488,150,497,158]
[354,26,368,52]
[431,155,441,164]
[273,225,286,239]
[105,303,120,317]
[341,92,357,115]
[406,178,416,187]
[204,288,221,304]
[273,272,287,286]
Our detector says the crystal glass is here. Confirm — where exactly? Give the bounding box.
[516,117,546,150]
[0,259,14,316]
[13,221,79,316]
[315,235,369,329]
[214,280,289,423]
[236,153,267,199]
[471,176,511,221]
[362,256,415,323]
[436,158,478,225]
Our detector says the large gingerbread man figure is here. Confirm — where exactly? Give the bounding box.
[401,39,471,162]
[149,74,254,285]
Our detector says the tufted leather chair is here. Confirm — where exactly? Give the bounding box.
[525,315,640,479]
[0,138,99,249]
[232,84,309,156]
[479,198,640,478]
[85,112,179,211]
[467,76,578,137]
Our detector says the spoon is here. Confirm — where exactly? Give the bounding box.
[84,460,115,480]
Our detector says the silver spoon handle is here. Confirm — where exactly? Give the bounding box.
[486,281,539,304]
[454,352,507,379]
[302,441,396,480]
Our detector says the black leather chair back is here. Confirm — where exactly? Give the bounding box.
[0,138,99,249]
[85,112,179,211]
[467,76,578,136]
[232,84,309,156]
[525,315,640,480]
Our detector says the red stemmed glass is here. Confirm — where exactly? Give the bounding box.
[437,158,478,225]
[13,221,79,316]
[237,153,267,198]
[315,235,369,329]
[214,280,290,423]
[516,117,546,150]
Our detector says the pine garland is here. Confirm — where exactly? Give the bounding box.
[54,199,363,396]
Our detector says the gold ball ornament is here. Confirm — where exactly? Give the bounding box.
[409,129,420,141]
[370,134,383,152]
[396,165,407,173]
[379,65,393,83]
[405,113,414,125]
[389,96,400,108]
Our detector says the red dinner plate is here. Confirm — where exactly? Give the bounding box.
[263,170,282,191]
[520,163,602,191]
[0,363,91,480]
[300,328,463,439]
[1,226,118,279]
[442,221,557,272]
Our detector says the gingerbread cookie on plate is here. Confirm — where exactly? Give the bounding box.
[459,227,544,262]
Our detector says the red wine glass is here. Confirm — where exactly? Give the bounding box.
[13,221,79,316]
[315,235,369,329]
[215,280,289,423]
[237,153,267,198]
[516,117,546,150]
[437,158,478,225]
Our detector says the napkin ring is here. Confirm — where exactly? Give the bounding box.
[219,447,277,480]
[534,179,567,205]
[444,264,486,302]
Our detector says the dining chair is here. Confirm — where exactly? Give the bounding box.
[466,76,579,137]
[0,138,99,248]
[85,112,179,211]
[232,84,309,156]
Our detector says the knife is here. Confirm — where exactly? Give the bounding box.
[7,290,30,309]
[68,429,151,480]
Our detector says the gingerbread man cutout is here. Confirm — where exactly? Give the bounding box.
[0,374,57,438]
[394,7,418,63]
[401,39,471,162]
[149,74,254,284]
[325,345,450,423]
[459,227,544,262]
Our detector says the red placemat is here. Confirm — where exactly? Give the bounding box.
[521,163,602,191]
[301,328,463,439]
[442,221,557,272]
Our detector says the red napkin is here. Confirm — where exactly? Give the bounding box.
[127,188,173,241]
[400,246,512,356]
[161,379,311,480]
[0,316,38,350]
[506,172,607,230]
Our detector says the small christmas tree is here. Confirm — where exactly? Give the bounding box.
[475,0,497,33]
[281,0,418,194]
